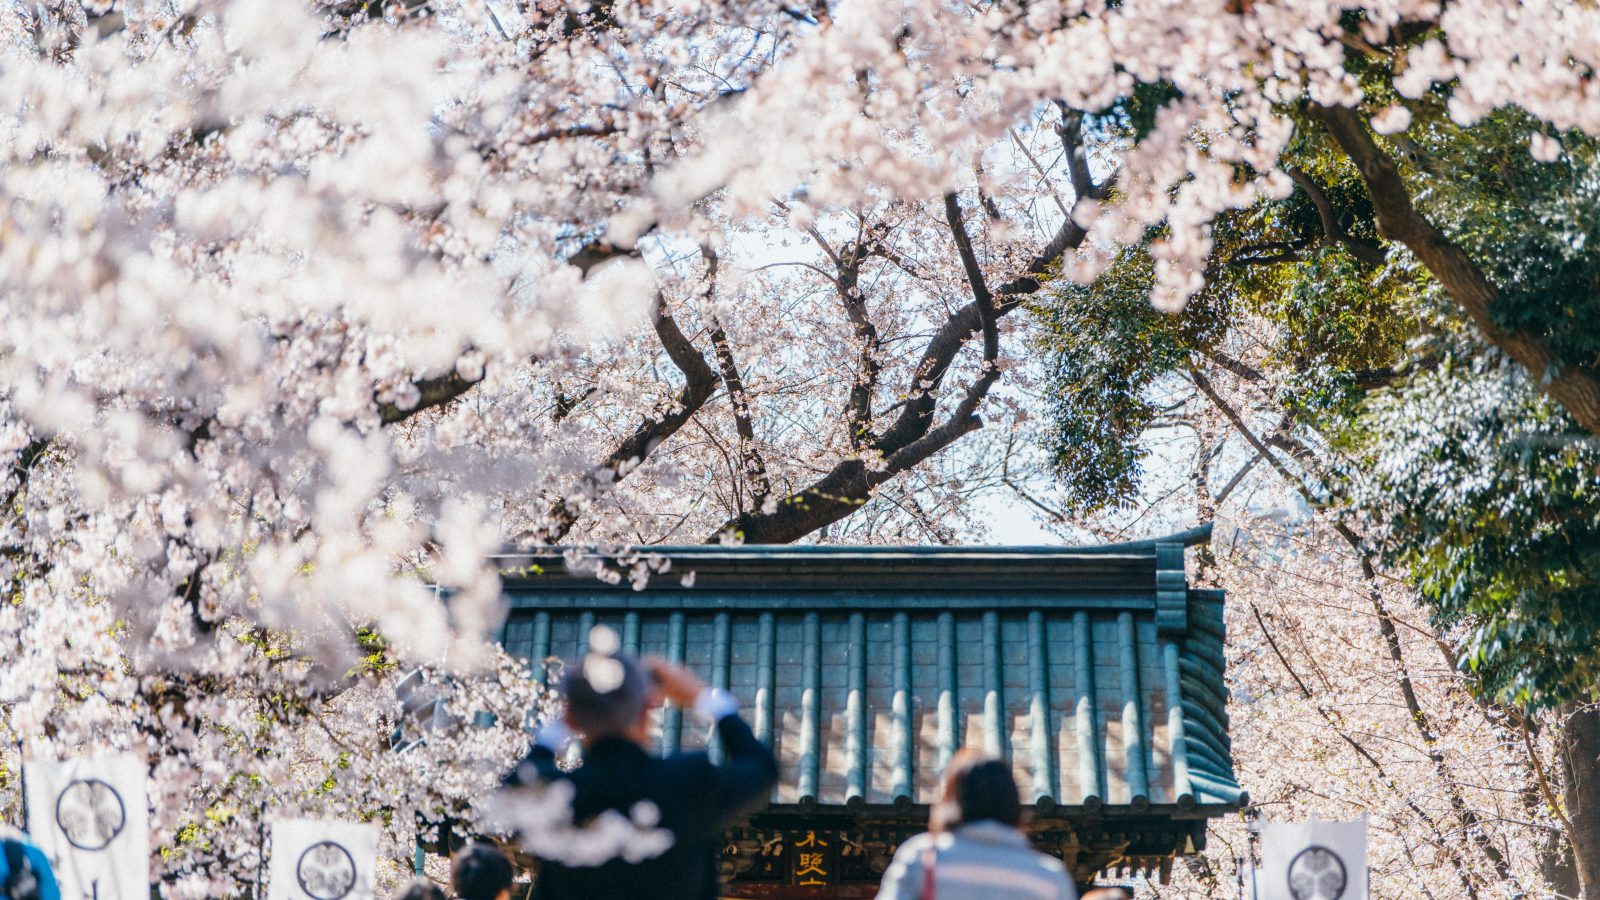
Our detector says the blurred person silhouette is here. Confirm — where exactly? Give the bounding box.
[503,626,777,900]
[0,826,59,900]
[875,751,1078,900]
[452,842,513,900]
[394,877,447,900]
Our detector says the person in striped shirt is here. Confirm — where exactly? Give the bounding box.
[875,752,1079,900]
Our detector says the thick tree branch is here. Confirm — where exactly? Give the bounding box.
[536,293,718,542]
[1285,166,1387,267]
[833,231,883,450]
[928,194,1001,434]
[379,371,482,425]
[944,193,995,311]
[1312,103,1600,436]
[1054,103,1104,203]
[716,188,1088,543]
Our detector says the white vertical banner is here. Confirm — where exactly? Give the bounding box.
[267,819,379,900]
[23,753,151,900]
[1257,817,1368,900]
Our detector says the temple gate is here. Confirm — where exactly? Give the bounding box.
[497,526,1243,896]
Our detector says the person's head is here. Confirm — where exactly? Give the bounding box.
[1081,888,1135,900]
[395,878,447,900]
[560,626,653,745]
[451,841,514,900]
[929,750,1023,833]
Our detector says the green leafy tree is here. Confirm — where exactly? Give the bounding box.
[1034,94,1600,895]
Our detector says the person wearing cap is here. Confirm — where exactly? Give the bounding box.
[502,627,777,900]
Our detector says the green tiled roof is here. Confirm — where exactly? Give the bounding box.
[497,527,1243,819]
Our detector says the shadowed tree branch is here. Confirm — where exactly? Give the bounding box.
[379,371,483,425]
[1285,165,1387,267]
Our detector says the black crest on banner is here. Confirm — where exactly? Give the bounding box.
[1287,844,1348,900]
[296,840,358,900]
[54,778,126,852]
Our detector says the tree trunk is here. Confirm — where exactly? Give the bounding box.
[1563,702,1600,898]
[1313,104,1600,438]
[1545,837,1580,900]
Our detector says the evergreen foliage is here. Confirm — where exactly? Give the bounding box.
[1035,105,1600,709]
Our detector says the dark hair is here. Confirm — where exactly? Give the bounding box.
[929,750,1023,833]
[560,638,651,739]
[451,842,513,900]
[395,878,447,900]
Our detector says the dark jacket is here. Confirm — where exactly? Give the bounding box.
[509,715,777,900]
[0,832,60,900]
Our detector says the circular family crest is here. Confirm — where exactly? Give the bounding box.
[54,778,126,851]
[1287,845,1348,900]
[296,841,358,900]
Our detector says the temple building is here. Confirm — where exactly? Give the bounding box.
[496,526,1243,896]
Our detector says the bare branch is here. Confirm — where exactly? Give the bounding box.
[1008,126,1072,220]
[832,236,884,450]
[1212,452,1259,506]
[1204,350,1266,383]
[1190,366,1318,503]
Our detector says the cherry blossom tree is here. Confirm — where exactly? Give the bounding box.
[2,0,1599,894]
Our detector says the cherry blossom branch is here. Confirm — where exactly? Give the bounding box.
[701,246,771,509]
[379,227,681,428]
[1333,522,1525,888]
[1199,363,1526,888]
[714,184,1080,543]
[535,292,719,542]
[1248,600,1485,900]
